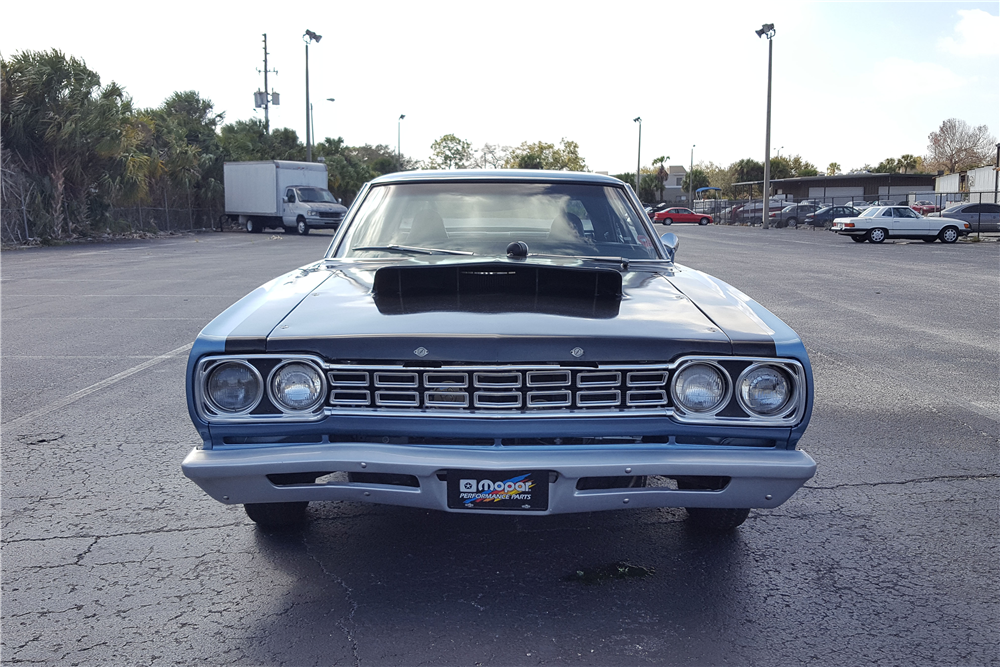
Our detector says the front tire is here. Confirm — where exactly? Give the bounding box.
[662,218,673,225]
[296,218,310,235]
[244,502,308,528]
[699,217,710,226]
[939,226,959,244]
[851,235,867,243]
[867,227,887,243]
[685,507,751,532]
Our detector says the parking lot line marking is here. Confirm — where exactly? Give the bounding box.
[3,342,194,429]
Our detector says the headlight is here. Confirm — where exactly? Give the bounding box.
[671,362,729,413]
[269,362,324,412]
[737,364,793,416]
[206,361,263,413]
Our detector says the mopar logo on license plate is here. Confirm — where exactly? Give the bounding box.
[447,470,549,511]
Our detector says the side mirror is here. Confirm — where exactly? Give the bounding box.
[659,232,679,262]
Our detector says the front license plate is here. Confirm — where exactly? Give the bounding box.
[447,469,549,511]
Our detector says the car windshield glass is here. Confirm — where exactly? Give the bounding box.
[336,182,660,260]
[860,208,880,217]
[297,187,336,203]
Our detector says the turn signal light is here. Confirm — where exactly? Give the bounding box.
[844,222,855,228]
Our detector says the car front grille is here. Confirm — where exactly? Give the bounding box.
[317,211,344,220]
[327,365,672,414]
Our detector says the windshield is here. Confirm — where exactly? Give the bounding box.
[297,187,337,203]
[335,182,659,259]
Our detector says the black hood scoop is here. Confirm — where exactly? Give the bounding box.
[372,263,623,318]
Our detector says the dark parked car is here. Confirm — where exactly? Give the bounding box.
[769,203,823,228]
[730,200,787,224]
[802,205,863,228]
[182,170,816,532]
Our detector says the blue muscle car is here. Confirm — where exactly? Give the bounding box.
[182,170,816,531]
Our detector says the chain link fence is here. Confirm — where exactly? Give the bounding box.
[691,190,998,232]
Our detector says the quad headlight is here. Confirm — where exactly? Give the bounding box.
[671,362,730,414]
[269,361,325,412]
[205,361,263,414]
[737,364,793,417]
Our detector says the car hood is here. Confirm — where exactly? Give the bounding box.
[206,257,780,363]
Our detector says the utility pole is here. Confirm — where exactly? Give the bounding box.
[255,34,278,134]
[756,23,776,228]
[634,117,642,195]
[304,30,322,162]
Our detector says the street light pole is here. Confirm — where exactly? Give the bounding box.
[689,145,695,205]
[756,23,775,228]
[303,29,322,162]
[398,114,406,170]
[634,117,642,195]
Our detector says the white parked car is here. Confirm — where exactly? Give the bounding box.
[832,206,971,244]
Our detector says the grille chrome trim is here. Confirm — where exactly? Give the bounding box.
[330,389,371,405]
[424,391,470,408]
[375,391,420,407]
[374,372,418,388]
[627,389,668,406]
[474,372,522,388]
[527,390,572,408]
[424,372,469,388]
[526,370,571,387]
[577,390,622,407]
[474,391,523,408]
[328,371,369,386]
[577,371,622,387]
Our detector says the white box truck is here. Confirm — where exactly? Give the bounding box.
[223,160,347,235]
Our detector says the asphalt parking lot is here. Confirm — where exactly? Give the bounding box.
[2,226,997,666]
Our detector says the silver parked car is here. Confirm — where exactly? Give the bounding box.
[929,203,1000,232]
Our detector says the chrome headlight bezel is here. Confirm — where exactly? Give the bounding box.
[736,362,795,418]
[194,354,329,423]
[669,360,732,416]
[202,359,264,416]
[267,360,327,414]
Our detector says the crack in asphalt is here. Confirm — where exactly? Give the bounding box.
[805,473,999,490]
[303,533,361,667]
[2,521,246,544]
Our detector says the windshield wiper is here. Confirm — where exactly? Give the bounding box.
[351,245,475,256]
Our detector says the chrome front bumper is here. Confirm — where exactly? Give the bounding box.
[182,443,816,514]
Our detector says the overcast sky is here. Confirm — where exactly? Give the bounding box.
[2,0,997,173]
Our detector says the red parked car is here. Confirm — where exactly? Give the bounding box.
[652,207,713,225]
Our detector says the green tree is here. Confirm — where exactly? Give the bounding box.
[505,138,588,171]
[681,168,711,194]
[1,49,135,238]
[429,133,474,169]
[826,162,840,176]
[873,157,899,174]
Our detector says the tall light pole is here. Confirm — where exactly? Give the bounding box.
[756,23,775,228]
[689,144,695,204]
[634,117,642,195]
[398,114,406,170]
[303,29,322,162]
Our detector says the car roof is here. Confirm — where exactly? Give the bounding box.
[368,169,625,186]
